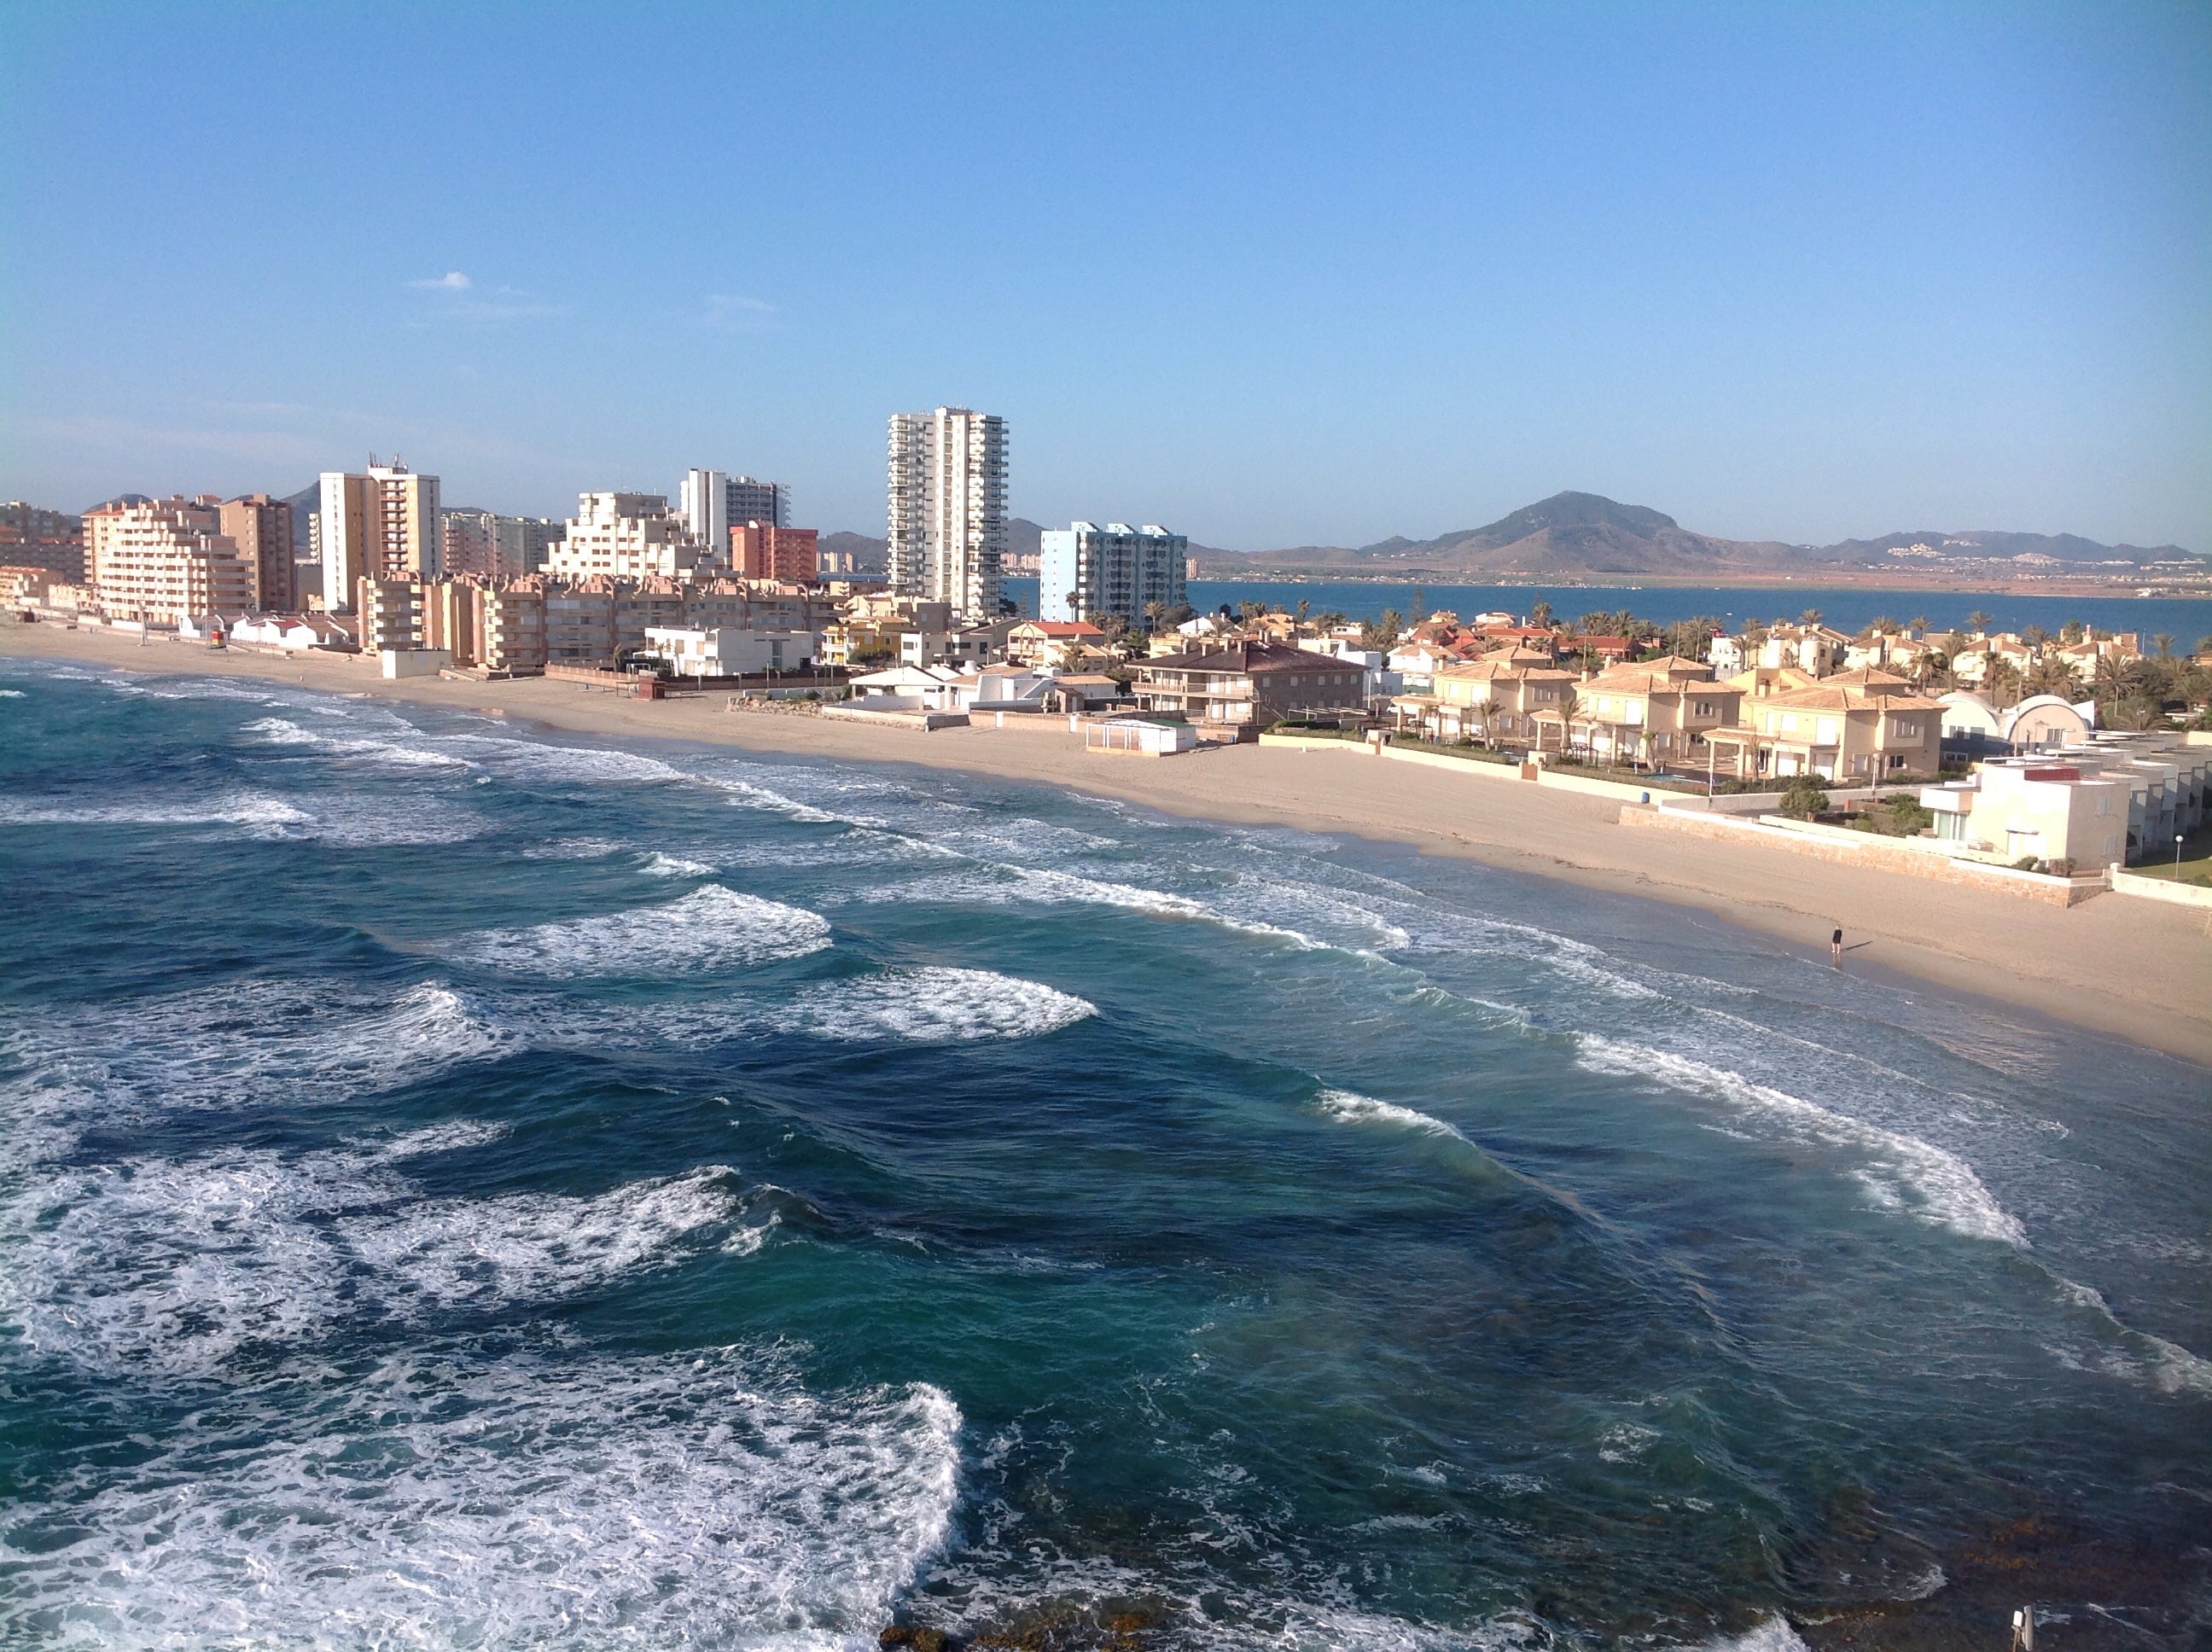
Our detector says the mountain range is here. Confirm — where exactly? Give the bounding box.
[1184,492,2203,579]
[822,493,2199,581]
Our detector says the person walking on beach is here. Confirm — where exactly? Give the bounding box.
[1831,927,1843,963]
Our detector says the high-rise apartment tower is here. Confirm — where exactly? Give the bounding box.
[886,407,1007,624]
[318,458,440,611]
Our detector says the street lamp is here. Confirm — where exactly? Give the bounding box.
[2180,834,2187,870]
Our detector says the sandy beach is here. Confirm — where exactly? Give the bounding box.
[8,620,2209,1069]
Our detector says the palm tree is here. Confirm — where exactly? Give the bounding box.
[1529,599,1554,629]
[2153,632,2175,660]
[1984,657,2023,709]
[1965,609,1993,633]
[1798,608,1824,625]
[1295,597,1311,630]
[2023,657,2077,698]
[1906,614,1930,636]
[1143,600,1167,635]
[2021,624,2049,649]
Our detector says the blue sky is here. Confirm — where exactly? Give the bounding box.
[3,2,2207,550]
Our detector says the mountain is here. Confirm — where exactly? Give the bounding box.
[1197,492,2203,579]
[1210,492,1801,578]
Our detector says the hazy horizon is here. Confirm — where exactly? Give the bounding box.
[3,3,2207,552]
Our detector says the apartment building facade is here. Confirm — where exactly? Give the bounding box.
[442,509,557,579]
[84,495,255,622]
[1039,521,1189,629]
[731,522,818,581]
[887,407,1007,624]
[543,493,713,582]
[1136,641,1367,726]
[319,460,440,610]
[1533,656,1744,767]
[1,500,85,583]
[218,494,296,611]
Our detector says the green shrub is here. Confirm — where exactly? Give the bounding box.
[1778,776,1830,819]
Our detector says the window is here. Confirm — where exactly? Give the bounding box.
[1894,718,1918,738]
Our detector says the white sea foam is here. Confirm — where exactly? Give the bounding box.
[1696,1620,1813,1652]
[341,1165,758,1309]
[12,979,513,1118]
[451,883,831,975]
[641,850,718,877]
[771,967,1097,1044]
[2051,1277,2212,1396]
[1315,1088,1471,1144]
[441,731,688,786]
[0,1127,760,1377]
[0,688,24,697]
[522,835,626,860]
[0,790,313,829]
[241,714,473,770]
[0,1344,963,1648]
[847,864,1336,951]
[1575,1036,2029,1248]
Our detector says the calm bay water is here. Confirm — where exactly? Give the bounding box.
[1004,577,2212,643]
[1,658,2207,1649]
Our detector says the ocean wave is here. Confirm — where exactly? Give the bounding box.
[440,731,689,786]
[241,714,474,770]
[640,850,718,877]
[0,688,24,697]
[0,1128,762,1378]
[0,1344,962,1648]
[522,835,627,859]
[0,790,313,829]
[450,883,832,976]
[8,979,513,1118]
[341,1165,762,1310]
[1315,1088,1472,1144]
[1575,1036,2028,1248]
[769,967,1097,1044]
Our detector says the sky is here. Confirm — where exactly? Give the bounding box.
[2,3,2208,551]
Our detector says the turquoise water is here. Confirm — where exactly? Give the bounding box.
[1,658,2207,1649]
[1003,577,2212,643]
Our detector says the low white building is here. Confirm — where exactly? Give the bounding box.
[1086,716,1197,756]
[1922,761,2128,870]
[645,625,817,677]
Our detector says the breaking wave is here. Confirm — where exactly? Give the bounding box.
[1575,1036,2029,1248]
[0,1344,963,1649]
[451,884,832,975]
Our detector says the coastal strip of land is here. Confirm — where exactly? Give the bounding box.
[9,621,2208,1068]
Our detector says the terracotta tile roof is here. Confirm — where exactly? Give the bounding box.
[1144,641,1365,675]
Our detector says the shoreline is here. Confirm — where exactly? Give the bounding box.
[7,620,2209,1068]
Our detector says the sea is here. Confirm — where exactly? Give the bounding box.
[1004,578,2212,642]
[2,655,2208,1651]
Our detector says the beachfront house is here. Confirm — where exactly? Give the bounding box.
[1919,761,2128,870]
[1391,651,1576,745]
[1528,656,1743,769]
[1135,641,1367,728]
[1701,666,1946,782]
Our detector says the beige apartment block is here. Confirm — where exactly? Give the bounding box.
[354,578,422,654]
[1703,666,1945,782]
[543,493,713,583]
[218,494,296,611]
[84,495,255,623]
[319,460,440,611]
[0,501,85,584]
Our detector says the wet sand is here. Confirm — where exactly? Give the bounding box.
[8,621,2209,1068]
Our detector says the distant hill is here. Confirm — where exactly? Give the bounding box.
[1196,492,2203,579]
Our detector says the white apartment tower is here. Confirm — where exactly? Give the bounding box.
[679,468,729,553]
[318,458,440,612]
[1039,522,1190,627]
[887,407,1007,624]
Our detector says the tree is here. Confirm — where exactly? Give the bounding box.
[1142,600,1167,634]
[2021,624,2049,649]
[1295,597,1310,628]
[1965,609,1993,633]
[1778,775,1830,819]
[2153,632,2176,660]
[2023,656,2079,698]
[1907,614,1930,635]
[1410,586,1425,622]
[1360,608,1405,652]
[1529,599,1554,629]
[2061,620,2086,644]
[1063,590,1082,620]
[1798,608,1824,625]
[1984,656,2023,708]
[1865,614,1900,638]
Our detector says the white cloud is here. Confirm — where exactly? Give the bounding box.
[409,271,473,290]
[703,294,777,330]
